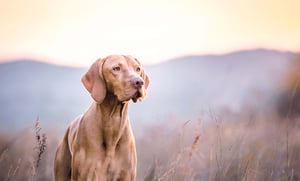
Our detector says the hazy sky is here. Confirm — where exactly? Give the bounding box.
[0,0,299,66]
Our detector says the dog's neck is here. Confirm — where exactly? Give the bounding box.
[97,92,128,118]
[93,92,130,151]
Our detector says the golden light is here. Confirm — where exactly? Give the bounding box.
[0,0,299,66]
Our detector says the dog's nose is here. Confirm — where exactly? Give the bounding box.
[131,77,144,89]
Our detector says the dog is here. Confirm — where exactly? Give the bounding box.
[54,55,149,181]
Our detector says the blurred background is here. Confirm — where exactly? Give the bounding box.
[0,0,300,180]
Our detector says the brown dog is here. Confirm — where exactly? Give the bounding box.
[54,55,149,181]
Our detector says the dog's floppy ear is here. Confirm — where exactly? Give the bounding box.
[134,58,150,90]
[141,69,150,90]
[81,58,106,103]
[138,69,150,101]
[134,58,150,102]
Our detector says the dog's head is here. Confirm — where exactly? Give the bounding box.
[82,55,149,104]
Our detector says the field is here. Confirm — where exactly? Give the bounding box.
[0,50,299,180]
[1,110,300,181]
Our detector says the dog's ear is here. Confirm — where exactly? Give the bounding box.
[134,58,150,90]
[81,58,106,103]
[134,58,150,102]
[138,69,150,101]
[141,69,150,90]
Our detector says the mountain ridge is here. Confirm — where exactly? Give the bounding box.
[0,48,297,68]
[0,49,297,133]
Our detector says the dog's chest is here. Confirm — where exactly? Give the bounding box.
[72,138,135,181]
[71,121,136,180]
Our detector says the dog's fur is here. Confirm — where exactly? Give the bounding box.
[54,55,149,181]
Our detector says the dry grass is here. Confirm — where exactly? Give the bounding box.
[1,112,300,181]
[31,118,47,180]
[0,118,50,181]
[137,112,300,181]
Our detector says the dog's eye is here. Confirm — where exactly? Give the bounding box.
[113,66,121,72]
[136,67,141,72]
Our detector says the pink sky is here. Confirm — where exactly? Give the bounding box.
[0,0,300,66]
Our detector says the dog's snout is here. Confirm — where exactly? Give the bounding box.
[131,77,144,89]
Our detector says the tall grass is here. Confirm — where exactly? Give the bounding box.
[0,118,48,181]
[137,112,300,181]
[31,118,47,181]
[0,112,300,180]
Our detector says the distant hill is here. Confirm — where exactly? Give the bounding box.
[0,49,297,132]
[0,60,89,132]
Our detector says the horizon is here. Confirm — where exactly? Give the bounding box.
[0,48,298,68]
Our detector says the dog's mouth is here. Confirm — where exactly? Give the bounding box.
[131,89,143,103]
